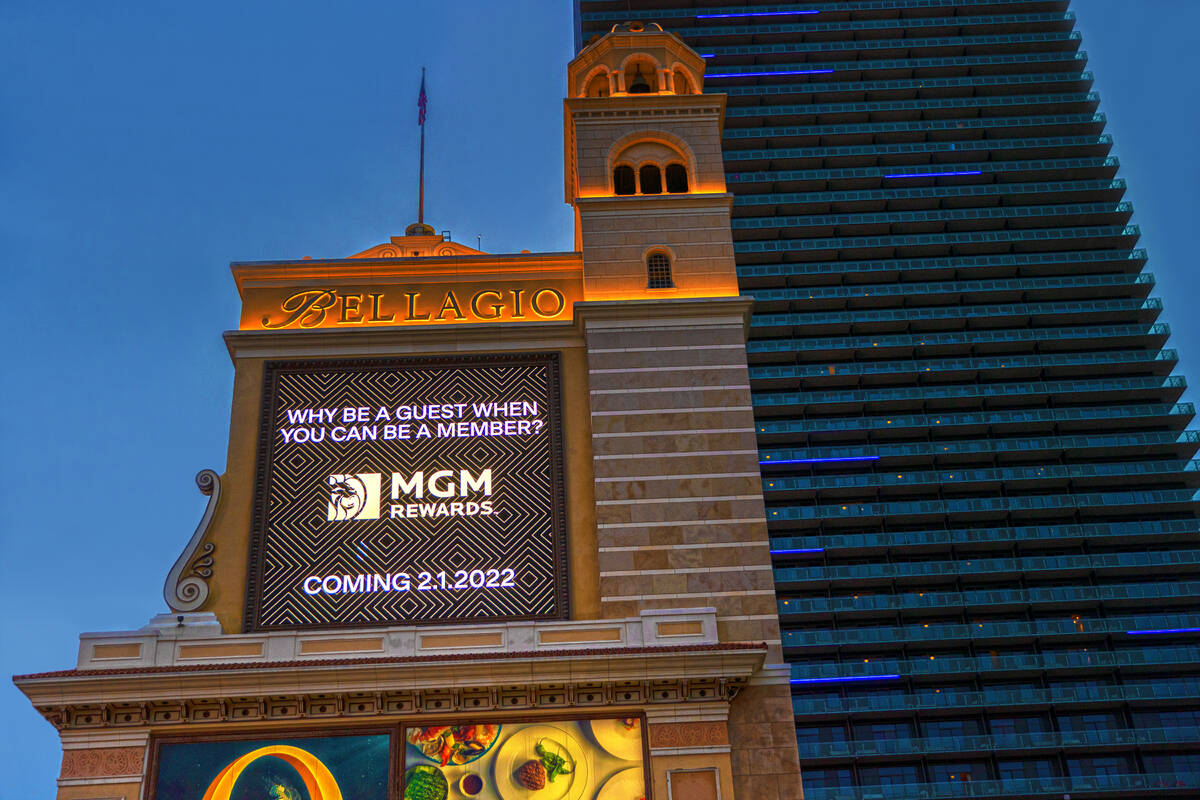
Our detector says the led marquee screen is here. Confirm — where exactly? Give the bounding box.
[246,354,568,630]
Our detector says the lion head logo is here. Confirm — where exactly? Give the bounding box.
[327,473,381,520]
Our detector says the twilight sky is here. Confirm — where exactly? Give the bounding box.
[2,1,1198,795]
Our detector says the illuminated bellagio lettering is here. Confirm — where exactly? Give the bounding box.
[261,288,567,329]
[389,468,495,519]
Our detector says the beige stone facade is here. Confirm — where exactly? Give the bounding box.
[15,24,802,800]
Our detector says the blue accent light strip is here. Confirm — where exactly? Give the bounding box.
[790,674,901,685]
[1126,628,1200,635]
[696,10,820,19]
[771,548,825,555]
[761,456,881,464]
[884,170,984,179]
[707,69,836,78]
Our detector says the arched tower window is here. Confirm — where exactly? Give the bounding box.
[639,164,663,194]
[673,68,692,95]
[613,165,636,195]
[646,251,674,289]
[584,71,610,97]
[665,163,689,193]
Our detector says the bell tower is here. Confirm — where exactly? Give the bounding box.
[564,24,805,800]
[565,22,738,301]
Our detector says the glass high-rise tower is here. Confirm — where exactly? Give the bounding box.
[577,2,1200,798]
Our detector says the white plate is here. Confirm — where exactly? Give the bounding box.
[595,767,645,800]
[586,719,643,762]
[493,724,589,800]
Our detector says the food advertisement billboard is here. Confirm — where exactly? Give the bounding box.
[403,717,647,800]
[245,354,568,630]
[149,731,393,800]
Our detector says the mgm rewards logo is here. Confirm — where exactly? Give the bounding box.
[327,469,494,521]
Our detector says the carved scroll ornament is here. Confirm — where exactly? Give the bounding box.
[163,469,221,612]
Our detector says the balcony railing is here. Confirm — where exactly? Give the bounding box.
[763,458,1198,494]
[739,249,1145,280]
[737,201,1128,232]
[756,402,1192,437]
[694,12,1076,40]
[792,681,1200,715]
[720,69,1093,100]
[731,155,1116,187]
[727,92,1096,120]
[768,488,1200,524]
[782,611,1200,648]
[749,272,1150,305]
[775,551,1200,589]
[755,297,1154,331]
[760,429,1195,467]
[707,47,1086,81]
[801,772,1200,800]
[582,0,1077,23]
[788,645,1200,682]
[798,726,1200,760]
[727,112,1103,141]
[777,581,1200,618]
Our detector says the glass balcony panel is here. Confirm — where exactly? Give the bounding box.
[787,645,1200,681]
[688,12,1076,40]
[752,296,1156,328]
[583,1,1076,22]
[748,273,1149,305]
[727,92,1096,120]
[735,178,1120,207]
[777,582,1200,618]
[782,611,1200,647]
[793,681,1200,715]
[707,48,1087,83]
[730,156,1117,186]
[739,249,1146,281]
[775,551,1200,587]
[763,458,1198,493]
[760,429,1195,466]
[756,402,1192,436]
[717,68,1093,100]
[768,489,1199,523]
[756,375,1185,410]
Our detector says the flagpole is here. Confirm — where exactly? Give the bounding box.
[418,67,426,225]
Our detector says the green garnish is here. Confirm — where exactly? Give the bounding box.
[404,765,448,800]
[535,740,574,782]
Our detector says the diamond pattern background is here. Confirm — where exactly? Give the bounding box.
[247,355,566,629]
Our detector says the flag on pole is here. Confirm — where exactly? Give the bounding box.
[417,69,428,126]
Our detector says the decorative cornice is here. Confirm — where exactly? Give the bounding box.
[230,251,584,294]
[162,470,220,613]
[17,643,764,733]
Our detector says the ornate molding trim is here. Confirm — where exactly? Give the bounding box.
[35,676,748,732]
[163,470,221,612]
[60,747,144,778]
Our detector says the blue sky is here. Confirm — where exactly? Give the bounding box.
[2,1,1199,794]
